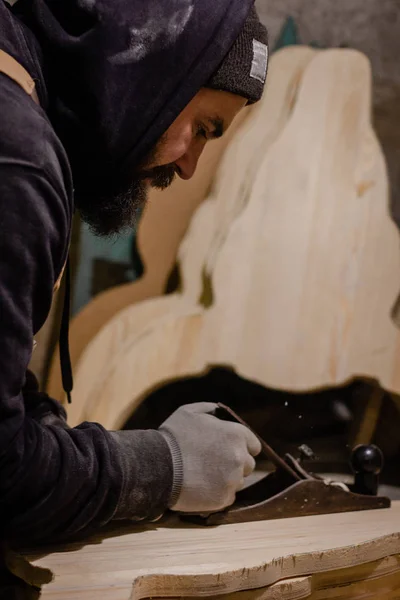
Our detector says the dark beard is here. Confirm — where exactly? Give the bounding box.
[75,161,176,237]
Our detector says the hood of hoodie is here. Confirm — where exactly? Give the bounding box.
[13,0,256,194]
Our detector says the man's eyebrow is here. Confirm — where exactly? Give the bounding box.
[208,117,225,139]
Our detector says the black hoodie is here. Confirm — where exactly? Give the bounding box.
[0,0,256,544]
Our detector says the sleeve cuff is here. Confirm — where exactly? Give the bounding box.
[159,428,184,508]
[110,429,174,522]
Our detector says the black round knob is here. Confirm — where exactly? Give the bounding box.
[351,444,384,475]
[350,444,384,496]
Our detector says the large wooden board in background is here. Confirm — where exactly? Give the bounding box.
[67,49,400,432]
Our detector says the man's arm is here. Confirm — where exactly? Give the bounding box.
[0,164,173,544]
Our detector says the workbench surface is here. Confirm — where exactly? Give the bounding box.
[22,502,400,599]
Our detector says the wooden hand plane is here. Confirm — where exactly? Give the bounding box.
[180,403,390,526]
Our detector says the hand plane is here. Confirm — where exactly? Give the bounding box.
[180,403,390,526]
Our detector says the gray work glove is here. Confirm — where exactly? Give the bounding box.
[159,402,261,513]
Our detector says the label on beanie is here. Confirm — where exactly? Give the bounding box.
[250,39,268,83]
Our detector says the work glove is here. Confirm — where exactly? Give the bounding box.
[159,402,261,514]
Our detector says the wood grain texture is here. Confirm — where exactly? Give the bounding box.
[24,504,400,599]
[67,48,400,432]
[202,48,399,392]
[168,554,400,600]
[179,46,316,302]
[66,295,193,426]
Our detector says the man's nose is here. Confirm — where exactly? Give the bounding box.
[175,142,206,180]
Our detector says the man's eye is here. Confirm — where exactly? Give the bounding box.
[196,124,208,140]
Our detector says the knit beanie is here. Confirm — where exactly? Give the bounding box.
[207,5,269,104]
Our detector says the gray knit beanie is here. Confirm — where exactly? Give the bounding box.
[207,5,269,104]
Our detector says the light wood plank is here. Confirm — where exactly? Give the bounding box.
[24,504,400,599]
[71,49,400,431]
[169,554,400,600]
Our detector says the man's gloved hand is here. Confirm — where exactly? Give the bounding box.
[159,402,261,514]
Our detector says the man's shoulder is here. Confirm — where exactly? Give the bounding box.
[0,73,72,200]
[0,75,73,257]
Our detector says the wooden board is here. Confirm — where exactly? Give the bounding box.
[24,504,400,599]
[168,555,400,600]
[195,47,317,279]
[66,295,194,426]
[66,48,400,432]
[179,46,316,302]
[67,46,317,426]
[201,49,400,392]
[12,552,400,599]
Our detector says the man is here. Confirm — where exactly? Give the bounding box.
[0,0,269,543]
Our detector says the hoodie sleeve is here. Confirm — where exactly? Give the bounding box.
[0,159,173,544]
